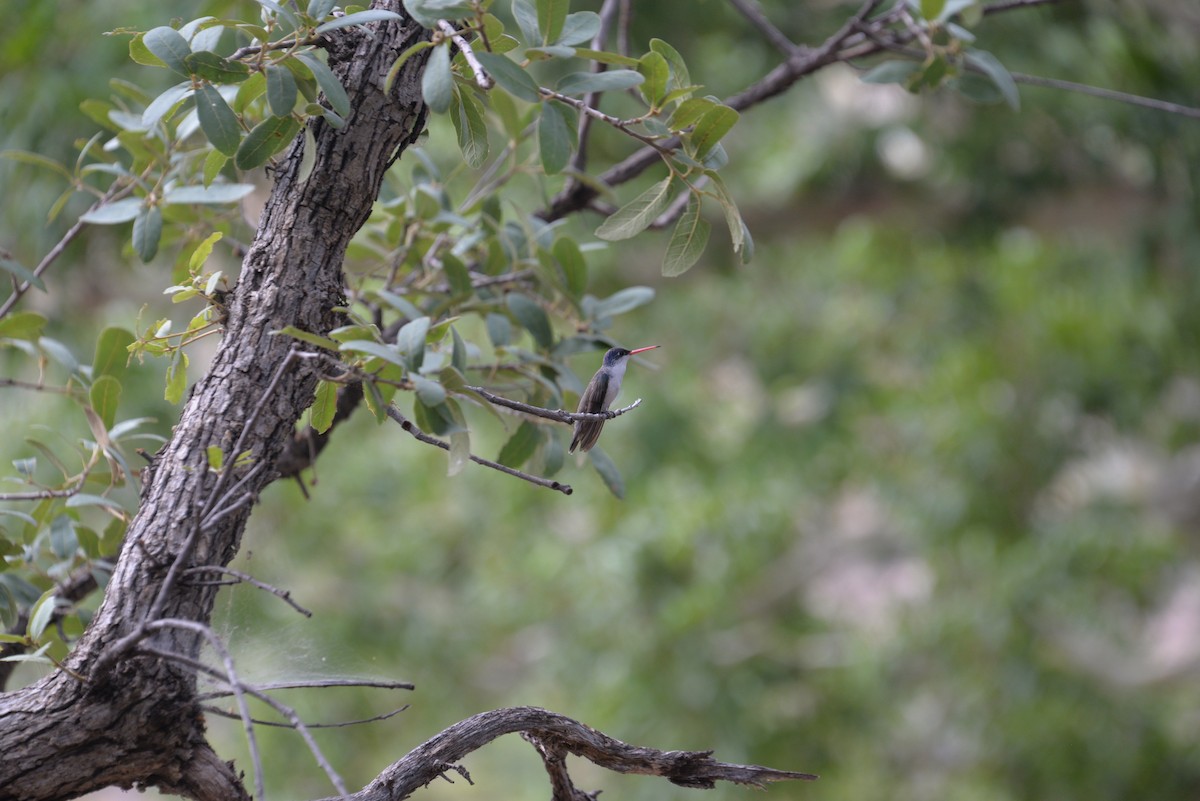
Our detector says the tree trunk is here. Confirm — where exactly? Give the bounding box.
[0,5,428,799]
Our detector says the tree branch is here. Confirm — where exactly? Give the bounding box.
[386,404,574,495]
[331,706,816,801]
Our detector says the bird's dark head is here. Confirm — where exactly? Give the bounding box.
[602,344,659,366]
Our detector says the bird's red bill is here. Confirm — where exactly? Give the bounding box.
[628,345,660,355]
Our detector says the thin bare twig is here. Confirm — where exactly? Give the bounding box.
[726,0,801,56]
[1010,71,1200,119]
[202,702,410,729]
[198,677,415,700]
[184,565,313,617]
[0,183,132,319]
[147,618,265,800]
[464,385,643,425]
[437,20,493,89]
[385,405,574,495]
[141,638,351,799]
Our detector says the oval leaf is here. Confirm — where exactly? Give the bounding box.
[265,64,299,116]
[235,115,300,170]
[556,69,644,96]
[662,194,710,277]
[595,176,672,241]
[195,84,242,156]
[507,293,554,349]
[421,44,454,114]
[475,52,542,102]
[538,101,572,175]
[143,26,192,75]
[132,205,163,262]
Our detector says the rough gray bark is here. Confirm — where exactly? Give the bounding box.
[0,4,429,799]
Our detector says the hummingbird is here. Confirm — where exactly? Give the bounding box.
[569,345,660,453]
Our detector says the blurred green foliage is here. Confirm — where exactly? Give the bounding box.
[3,1,1200,801]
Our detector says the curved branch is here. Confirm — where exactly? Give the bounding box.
[334,706,816,801]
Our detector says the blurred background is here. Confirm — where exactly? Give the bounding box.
[3,1,1200,799]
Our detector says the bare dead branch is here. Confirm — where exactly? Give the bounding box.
[464,384,644,425]
[142,637,351,799]
[726,0,801,56]
[385,404,574,495]
[184,565,314,617]
[202,703,410,729]
[328,706,816,801]
[148,618,265,799]
[198,677,415,700]
[1010,71,1200,119]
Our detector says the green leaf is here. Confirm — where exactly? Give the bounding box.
[663,194,709,277]
[164,184,256,204]
[538,101,572,175]
[593,286,655,319]
[498,420,541,468]
[511,0,540,43]
[308,0,338,18]
[705,170,745,255]
[143,26,192,75]
[447,429,470,477]
[203,150,229,186]
[272,324,340,351]
[253,0,300,30]
[385,40,435,95]
[296,52,350,118]
[451,326,468,372]
[965,48,1019,110]
[690,103,738,161]
[165,352,189,404]
[235,115,301,170]
[553,237,587,299]
[570,48,639,67]
[595,176,672,241]
[637,51,669,107]
[89,375,122,430]
[395,316,432,370]
[0,312,46,341]
[265,64,299,116]
[588,447,625,499]
[474,52,542,102]
[507,293,554,349]
[50,515,78,559]
[141,82,194,128]
[450,88,489,168]
[486,312,512,347]
[195,84,242,156]
[555,69,643,96]
[920,0,947,20]
[537,0,569,45]
[129,33,166,68]
[0,252,45,292]
[860,60,922,85]
[184,51,250,83]
[411,374,447,406]
[206,445,224,471]
[94,327,135,382]
[189,231,224,273]
[421,44,454,114]
[649,38,690,94]
[340,340,408,369]
[315,8,403,32]
[27,590,57,641]
[311,379,338,434]
[132,205,163,262]
[79,198,144,225]
[558,11,600,46]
